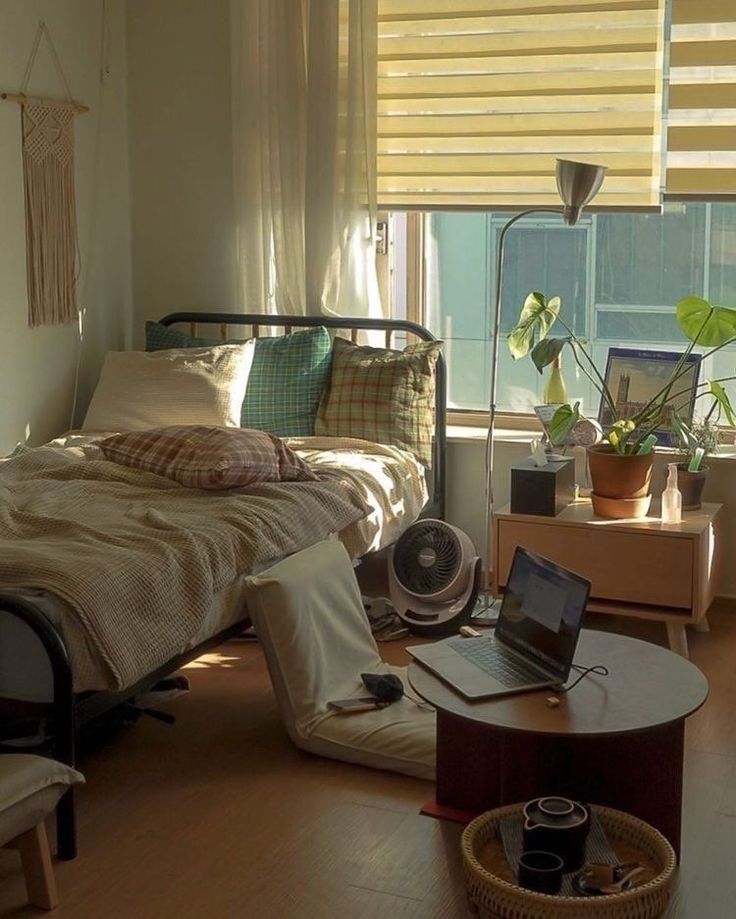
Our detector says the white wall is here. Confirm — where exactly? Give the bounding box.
[0,0,132,452]
[126,0,235,345]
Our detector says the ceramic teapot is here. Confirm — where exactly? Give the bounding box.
[522,796,590,871]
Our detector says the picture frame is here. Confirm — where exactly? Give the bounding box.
[597,347,701,447]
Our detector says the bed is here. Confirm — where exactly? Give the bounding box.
[0,312,446,860]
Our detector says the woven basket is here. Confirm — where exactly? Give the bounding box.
[462,803,676,919]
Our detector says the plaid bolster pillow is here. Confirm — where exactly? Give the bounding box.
[99,426,318,490]
[315,337,442,467]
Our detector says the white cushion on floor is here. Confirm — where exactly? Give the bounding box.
[245,540,435,780]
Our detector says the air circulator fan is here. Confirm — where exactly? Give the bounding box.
[389,519,482,636]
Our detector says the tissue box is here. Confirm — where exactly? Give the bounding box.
[510,456,575,517]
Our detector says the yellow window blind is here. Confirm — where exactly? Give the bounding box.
[667,0,736,197]
[376,0,667,210]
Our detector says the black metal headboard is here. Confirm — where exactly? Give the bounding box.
[158,312,446,520]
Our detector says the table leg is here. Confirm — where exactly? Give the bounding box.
[666,622,689,658]
[693,616,710,634]
[434,710,684,857]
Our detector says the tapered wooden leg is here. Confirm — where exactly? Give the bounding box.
[666,622,689,658]
[16,823,58,910]
[694,616,710,634]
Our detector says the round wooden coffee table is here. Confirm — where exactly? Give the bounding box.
[409,629,708,857]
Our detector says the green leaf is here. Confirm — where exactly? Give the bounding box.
[709,380,736,427]
[507,292,561,360]
[611,419,635,435]
[671,409,697,452]
[607,419,635,454]
[548,401,580,447]
[676,296,736,348]
[531,337,570,374]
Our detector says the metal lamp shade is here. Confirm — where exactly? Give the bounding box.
[556,159,607,225]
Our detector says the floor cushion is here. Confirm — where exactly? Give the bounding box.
[244,539,436,781]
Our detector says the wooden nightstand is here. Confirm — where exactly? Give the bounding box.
[493,500,723,657]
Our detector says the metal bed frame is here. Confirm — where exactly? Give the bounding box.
[0,312,446,861]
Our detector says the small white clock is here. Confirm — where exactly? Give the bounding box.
[568,416,603,447]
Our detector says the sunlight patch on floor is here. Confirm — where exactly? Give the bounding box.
[183,651,240,669]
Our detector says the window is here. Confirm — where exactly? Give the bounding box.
[375,0,736,425]
[384,204,736,420]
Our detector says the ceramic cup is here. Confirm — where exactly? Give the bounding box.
[518,850,564,894]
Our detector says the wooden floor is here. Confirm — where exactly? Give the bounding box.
[1,599,736,918]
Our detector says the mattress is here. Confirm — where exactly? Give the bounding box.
[0,433,427,696]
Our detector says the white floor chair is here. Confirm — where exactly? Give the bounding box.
[245,540,436,780]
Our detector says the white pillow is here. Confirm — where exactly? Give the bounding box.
[82,342,256,433]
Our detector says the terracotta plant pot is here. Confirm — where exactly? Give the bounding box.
[591,493,652,520]
[587,445,654,500]
[676,464,708,511]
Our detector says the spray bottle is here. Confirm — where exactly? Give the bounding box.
[661,463,682,525]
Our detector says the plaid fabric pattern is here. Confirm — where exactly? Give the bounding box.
[315,337,442,466]
[241,327,332,436]
[145,321,219,350]
[99,426,318,490]
[145,322,332,437]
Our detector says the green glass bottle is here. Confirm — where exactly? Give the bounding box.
[543,354,568,405]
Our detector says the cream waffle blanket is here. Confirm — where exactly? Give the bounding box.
[0,443,366,690]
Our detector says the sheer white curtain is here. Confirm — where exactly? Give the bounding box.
[231,0,383,320]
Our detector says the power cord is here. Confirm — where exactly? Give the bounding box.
[471,596,502,621]
[555,663,609,693]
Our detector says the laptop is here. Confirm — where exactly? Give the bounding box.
[407,547,590,700]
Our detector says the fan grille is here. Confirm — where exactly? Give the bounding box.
[393,521,462,596]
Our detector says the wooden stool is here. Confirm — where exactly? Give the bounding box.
[0,754,84,909]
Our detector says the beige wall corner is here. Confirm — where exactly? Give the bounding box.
[0,0,132,451]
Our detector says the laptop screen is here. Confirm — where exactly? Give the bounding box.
[495,548,590,681]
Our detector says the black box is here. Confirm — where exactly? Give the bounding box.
[510,456,575,517]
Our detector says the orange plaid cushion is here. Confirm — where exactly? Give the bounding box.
[99,426,318,490]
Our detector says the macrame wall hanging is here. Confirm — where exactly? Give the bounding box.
[1,22,88,327]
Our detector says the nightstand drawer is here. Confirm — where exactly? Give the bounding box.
[496,520,693,609]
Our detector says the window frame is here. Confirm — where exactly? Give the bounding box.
[377,205,736,436]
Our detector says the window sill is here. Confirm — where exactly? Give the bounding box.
[446,424,736,460]
[447,424,537,445]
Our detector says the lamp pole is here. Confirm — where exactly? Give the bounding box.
[481,159,607,608]
[483,207,564,598]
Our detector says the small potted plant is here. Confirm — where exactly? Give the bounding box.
[508,293,736,518]
[671,404,725,509]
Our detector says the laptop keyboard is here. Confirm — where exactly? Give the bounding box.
[447,637,547,688]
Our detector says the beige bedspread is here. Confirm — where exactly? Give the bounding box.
[288,436,429,556]
[0,443,366,690]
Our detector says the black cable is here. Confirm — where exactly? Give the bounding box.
[556,663,609,693]
[471,597,502,620]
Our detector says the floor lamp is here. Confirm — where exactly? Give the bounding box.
[482,159,607,602]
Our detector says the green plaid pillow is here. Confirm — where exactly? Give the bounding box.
[240,327,332,436]
[145,321,219,351]
[315,337,442,466]
[145,321,332,437]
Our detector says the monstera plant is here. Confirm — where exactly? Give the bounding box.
[508,293,736,515]
[509,292,736,454]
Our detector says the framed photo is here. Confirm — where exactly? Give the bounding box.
[597,348,701,447]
